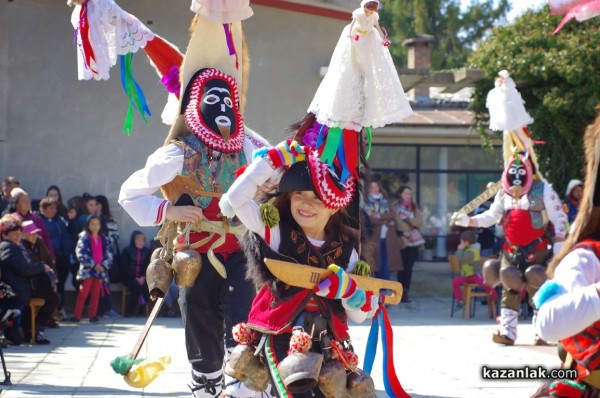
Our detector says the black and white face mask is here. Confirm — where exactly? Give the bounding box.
[183,68,245,153]
[507,163,527,187]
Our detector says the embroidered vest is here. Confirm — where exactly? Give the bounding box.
[502,180,546,229]
[561,236,600,383]
[245,219,357,339]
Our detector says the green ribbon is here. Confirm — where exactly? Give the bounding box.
[120,53,151,135]
[365,127,373,160]
[320,127,342,165]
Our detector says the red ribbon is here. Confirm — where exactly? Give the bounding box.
[78,3,98,75]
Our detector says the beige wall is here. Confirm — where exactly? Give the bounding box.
[0,0,346,243]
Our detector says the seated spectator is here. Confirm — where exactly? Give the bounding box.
[7,188,55,262]
[46,186,69,219]
[66,195,85,290]
[451,230,498,310]
[563,179,583,225]
[0,215,53,345]
[67,216,112,323]
[120,231,150,317]
[38,197,73,319]
[0,177,19,216]
[21,221,61,336]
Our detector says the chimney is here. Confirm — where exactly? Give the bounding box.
[403,35,435,101]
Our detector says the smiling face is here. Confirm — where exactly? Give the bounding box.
[290,191,335,240]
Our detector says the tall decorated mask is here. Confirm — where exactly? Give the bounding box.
[182,68,245,153]
[502,153,533,198]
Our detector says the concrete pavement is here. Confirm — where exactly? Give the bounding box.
[0,262,559,397]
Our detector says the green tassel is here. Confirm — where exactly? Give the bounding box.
[353,260,371,276]
[259,202,280,228]
[320,127,342,165]
[110,355,144,375]
[365,127,372,160]
[120,53,151,135]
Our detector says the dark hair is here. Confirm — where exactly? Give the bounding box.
[67,195,85,216]
[0,214,22,237]
[84,215,102,234]
[368,180,388,197]
[81,193,97,215]
[395,185,418,208]
[95,195,113,219]
[460,230,477,245]
[2,176,19,188]
[39,196,58,210]
[46,185,63,202]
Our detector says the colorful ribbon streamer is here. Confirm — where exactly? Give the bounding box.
[223,23,239,70]
[365,127,373,160]
[320,127,342,165]
[363,295,411,398]
[120,53,151,134]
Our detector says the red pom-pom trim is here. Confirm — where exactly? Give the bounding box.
[232,323,256,345]
[289,328,312,354]
[361,291,375,312]
[235,165,248,179]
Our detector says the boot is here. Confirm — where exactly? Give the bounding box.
[492,308,518,345]
[189,370,223,398]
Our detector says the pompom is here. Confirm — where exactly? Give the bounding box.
[345,288,366,309]
[259,202,280,228]
[289,327,312,354]
[252,147,269,160]
[232,323,256,345]
[360,291,375,312]
[330,340,358,371]
[548,379,585,397]
[160,65,181,95]
[235,165,248,179]
[533,280,566,309]
[353,260,371,276]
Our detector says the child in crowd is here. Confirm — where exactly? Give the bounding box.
[120,230,150,317]
[452,230,498,309]
[67,215,112,323]
[220,141,378,397]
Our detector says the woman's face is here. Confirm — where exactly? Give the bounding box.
[16,195,31,214]
[86,199,98,215]
[88,218,101,235]
[3,229,22,245]
[290,191,334,239]
[368,182,381,196]
[23,232,37,244]
[364,2,378,15]
[41,204,57,219]
[134,234,146,249]
[47,189,60,202]
[400,188,412,203]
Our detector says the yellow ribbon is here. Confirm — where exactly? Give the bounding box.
[124,355,171,388]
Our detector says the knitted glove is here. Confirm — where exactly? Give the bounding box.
[314,265,366,309]
[266,139,306,168]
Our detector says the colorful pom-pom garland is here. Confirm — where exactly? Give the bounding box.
[330,340,358,371]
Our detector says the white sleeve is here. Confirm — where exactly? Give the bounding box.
[544,184,568,239]
[346,250,360,273]
[118,144,184,226]
[536,249,600,342]
[470,192,505,228]
[222,157,281,244]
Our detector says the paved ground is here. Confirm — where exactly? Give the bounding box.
[0,262,559,398]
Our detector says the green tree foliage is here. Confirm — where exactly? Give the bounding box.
[379,0,509,70]
[469,6,600,195]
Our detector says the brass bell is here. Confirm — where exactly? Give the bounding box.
[150,247,163,262]
[224,344,270,392]
[318,360,348,398]
[172,249,202,287]
[347,368,376,398]
[277,352,323,394]
[146,258,174,300]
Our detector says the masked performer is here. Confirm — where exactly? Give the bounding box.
[453,71,568,346]
[218,132,380,398]
[119,3,270,397]
[531,110,600,398]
